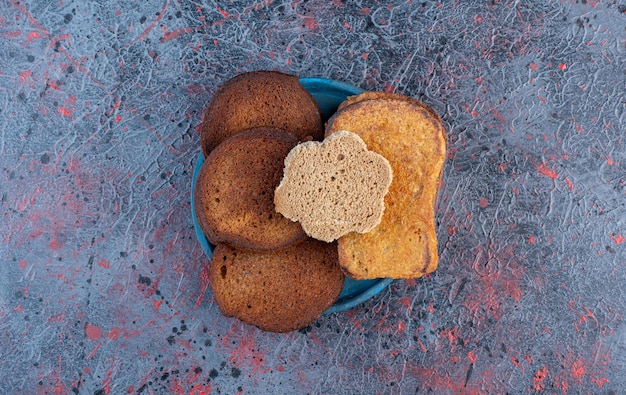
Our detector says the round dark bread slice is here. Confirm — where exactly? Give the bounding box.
[201,70,324,157]
[209,239,345,333]
[194,127,306,250]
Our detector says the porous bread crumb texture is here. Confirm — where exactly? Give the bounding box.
[201,70,323,156]
[194,128,305,250]
[275,131,392,242]
[325,94,446,279]
[208,239,345,333]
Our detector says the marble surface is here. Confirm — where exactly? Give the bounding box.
[1,1,625,394]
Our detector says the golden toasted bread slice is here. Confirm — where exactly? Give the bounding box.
[325,93,446,279]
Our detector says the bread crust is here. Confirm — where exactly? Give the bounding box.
[201,70,323,157]
[325,93,446,279]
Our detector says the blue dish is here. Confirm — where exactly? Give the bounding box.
[191,77,393,314]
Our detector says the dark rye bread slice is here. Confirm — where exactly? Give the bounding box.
[194,128,306,250]
[325,93,447,279]
[201,70,324,157]
[209,239,345,332]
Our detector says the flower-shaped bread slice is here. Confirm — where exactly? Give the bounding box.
[274,131,392,242]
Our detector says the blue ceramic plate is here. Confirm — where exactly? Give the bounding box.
[191,77,393,314]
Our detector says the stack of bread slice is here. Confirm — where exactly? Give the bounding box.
[194,71,447,332]
[194,71,344,332]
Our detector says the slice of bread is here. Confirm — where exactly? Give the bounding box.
[209,239,345,332]
[325,93,446,279]
[194,127,306,250]
[200,70,324,157]
[274,131,392,242]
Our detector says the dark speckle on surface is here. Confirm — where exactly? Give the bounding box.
[0,0,624,394]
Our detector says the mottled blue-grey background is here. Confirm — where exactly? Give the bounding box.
[1,1,625,394]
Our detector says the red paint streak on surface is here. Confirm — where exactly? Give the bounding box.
[303,17,319,30]
[27,31,41,43]
[106,327,122,340]
[610,233,625,244]
[382,82,395,93]
[510,355,524,374]
[536,163,558,179]
[555,379,569,395]
[102,366,115,394]
[9,0,49,35]
[195,262,211,308]
[467,351,477,364]
[47,314,65,322]
[533,366,548,391]
[571,359,585,383]
[49,237,64,251]
[417,338,427,352]
[86,323,103,340]
[398,296,411,310]
[5,30,22,38]
[565,177,574,191]
[189,384,212,395]
[591,375,609,388]
[86,343,101,360]
[169,376,185,395]
[464,246,524,320]
[58,107,73,117]
[161,26,194,42]
[98,258,110,269]
[18,69,33,85]
[568,300,599,332]
[558,63,567,70]
[12,0,109,94]
[528,235,536,245]
[228,327,270,375]
[217,6,229,18]
[17,195,30,212]
[129,0,170,45]
[178,339,194,351]
[134,108,177,154]
[18,259,27,271]
[440,326,460,345]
